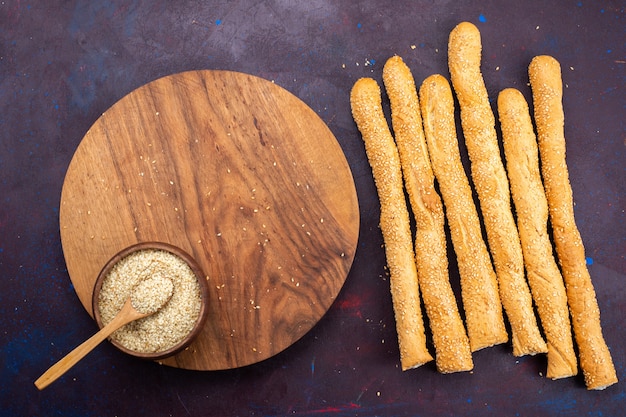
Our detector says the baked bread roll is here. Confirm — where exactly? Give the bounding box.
[383,55,473,373]
[529,55,617,390]
[350,77,433,370]
[448,21,547,356]
[419,73,508,352]
[498,87,577,379]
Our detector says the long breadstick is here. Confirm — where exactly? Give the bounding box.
[498,87,577,379]
[419,74,507,352]
[350,77,433,370]
[383,56,473,373]
[448,22,547,356]
[529,55,617,390]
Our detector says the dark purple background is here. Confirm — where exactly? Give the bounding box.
[1,1,624,416]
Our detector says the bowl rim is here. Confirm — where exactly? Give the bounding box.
[92,241,209,360]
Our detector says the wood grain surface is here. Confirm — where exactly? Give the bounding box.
[59,70,360,371]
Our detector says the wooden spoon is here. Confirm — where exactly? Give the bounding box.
[35,276,173,390]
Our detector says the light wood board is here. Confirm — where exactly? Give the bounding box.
[59,70,360,370]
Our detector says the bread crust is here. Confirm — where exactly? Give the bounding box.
[383,56,473,373]
[419,73,507,351]
[350,77,433,370]
[448,22,547,356]
[529,55,617,390]
[498,87,577,379]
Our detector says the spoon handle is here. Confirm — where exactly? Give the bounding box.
[35,300,142,390]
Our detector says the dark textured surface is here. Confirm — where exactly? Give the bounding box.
[1,1,624,416]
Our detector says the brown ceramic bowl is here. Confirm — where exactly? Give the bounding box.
[92,242,209,360]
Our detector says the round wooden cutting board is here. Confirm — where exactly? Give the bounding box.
[59,70,360,371]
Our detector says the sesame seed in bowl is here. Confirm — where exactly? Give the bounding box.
[92,242,209,360]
